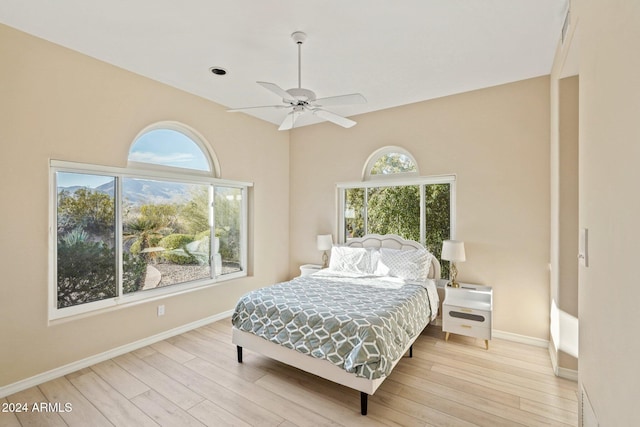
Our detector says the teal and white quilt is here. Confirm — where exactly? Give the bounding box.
[231,271,438,379]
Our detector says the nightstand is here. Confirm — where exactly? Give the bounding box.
[299,264,322,276]
[442,283,493,349]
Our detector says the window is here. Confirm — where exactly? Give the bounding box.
[129,127,213,172]
[340,147,454,276]
[51,123,249,319]
[363,146,418,179]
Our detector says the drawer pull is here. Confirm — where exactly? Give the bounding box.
[460,308,473,313]
[449,311,485,322]
[460,325,472,329]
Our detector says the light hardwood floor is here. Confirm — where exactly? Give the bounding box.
[1,319,578,426]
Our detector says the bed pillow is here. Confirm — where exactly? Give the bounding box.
[374,247,432,281]
[328,246,374,274]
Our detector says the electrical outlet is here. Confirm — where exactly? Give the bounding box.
[157,305,165,316]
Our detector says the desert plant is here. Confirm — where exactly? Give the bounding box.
[158,234,197,264]
[57,236,116,308]
[122,252,148,294]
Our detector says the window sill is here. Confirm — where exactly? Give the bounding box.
[48,271,246,324]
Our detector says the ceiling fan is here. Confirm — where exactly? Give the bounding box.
[228,31,367,131]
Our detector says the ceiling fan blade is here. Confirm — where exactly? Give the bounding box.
[312,108,357,128]
[227,105,288,112]
[314,93,367,107]
[278,109,305,131]
[257,81,297,103]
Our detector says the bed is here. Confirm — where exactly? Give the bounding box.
[231,234,440,415]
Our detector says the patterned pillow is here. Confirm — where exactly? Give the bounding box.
[374,248,432,281]
[328,246,374,274]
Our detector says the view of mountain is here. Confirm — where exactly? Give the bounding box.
[59,179,192,206]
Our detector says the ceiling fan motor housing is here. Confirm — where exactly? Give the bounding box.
[286,87,316,103]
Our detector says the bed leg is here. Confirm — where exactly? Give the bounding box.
[409,345,413,358]
[237,346,243,363]
[360,392,368,415]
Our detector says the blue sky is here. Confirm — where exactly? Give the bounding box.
[57,172,113,189]
[129,129,210,171]
[57,129,210,188]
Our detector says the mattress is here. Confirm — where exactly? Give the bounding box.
[231,270,437,379]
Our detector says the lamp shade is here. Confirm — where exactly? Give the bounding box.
[441,240,466,262]
[317,234,333,251]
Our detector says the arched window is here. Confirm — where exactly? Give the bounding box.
[128,122,220,177]
[50,122,249,320]
[363,146,419,180]
[340,146,455,276]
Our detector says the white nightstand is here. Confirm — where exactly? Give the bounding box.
[299,264,322,276]
[442,283,493,349]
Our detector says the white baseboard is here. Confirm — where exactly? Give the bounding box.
[557,366,578,381]
[0,310,234,399]
[493,329,549,348]
[548,337,579,381]
[496,329,579,380]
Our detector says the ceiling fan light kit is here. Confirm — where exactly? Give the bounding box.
[228,31,366,130]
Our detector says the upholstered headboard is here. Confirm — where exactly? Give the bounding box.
[345,234,441,279]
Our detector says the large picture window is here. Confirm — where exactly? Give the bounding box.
[51,123,249,319]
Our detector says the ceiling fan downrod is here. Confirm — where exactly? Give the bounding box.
[291,31,306,89]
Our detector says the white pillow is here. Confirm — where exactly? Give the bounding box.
[328,246,374,274]
[374,248,432,281]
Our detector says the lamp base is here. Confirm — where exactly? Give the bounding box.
[321,251,329,269]
[448,262,460,287]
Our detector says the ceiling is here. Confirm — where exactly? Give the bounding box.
[0,0,569,129]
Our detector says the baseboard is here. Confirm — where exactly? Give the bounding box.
[557,366,579,381]
[548,336,579,381]
[496,330,579,379]
[0,310,234,399]
[492,329,549,348]
[549,338,559,373]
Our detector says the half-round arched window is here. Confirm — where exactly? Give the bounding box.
[362,146,419,180]
[129,122,220,177]
[51,120,249,320]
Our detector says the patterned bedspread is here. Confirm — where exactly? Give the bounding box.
[231,271,437,379]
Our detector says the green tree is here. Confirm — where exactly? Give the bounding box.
[57,188,115,238]
[181,187,210,235]
[123,217,165,261]
[370,153,417,175]
[140,204,180,233]
[368,186,420,241]
[345,188,365,238]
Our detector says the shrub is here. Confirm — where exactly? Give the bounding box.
[122,252,148,293]
[57,238,116,308]
[159,234,197,264]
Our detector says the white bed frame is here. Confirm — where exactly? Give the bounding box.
[232,234,441,415]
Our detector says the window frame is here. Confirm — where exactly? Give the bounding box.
[362,146,420,181]
[49,159,251,321]
[128,121,221,178]
[337,174,457,247]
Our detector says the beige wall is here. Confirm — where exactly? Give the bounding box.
[567,0,640,423]
[289,77,551,340]
[0,24,290,388]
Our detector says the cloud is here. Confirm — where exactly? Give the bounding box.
[129,151,195,165]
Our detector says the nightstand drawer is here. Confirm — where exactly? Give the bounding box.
[444,321,491,340]
[443,305,491,329]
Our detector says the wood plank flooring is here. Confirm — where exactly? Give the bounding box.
[0,319,578,426]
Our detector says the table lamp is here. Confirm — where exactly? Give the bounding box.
[317,234,333,268]
[441,240,466,287]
